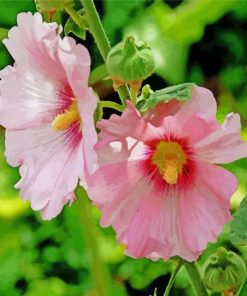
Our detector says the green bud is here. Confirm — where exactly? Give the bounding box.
[202,247,246,292]
[106,36,155,91]
[35,0,73,12]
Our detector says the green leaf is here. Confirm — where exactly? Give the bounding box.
[137,83,195,113]
[230,196,247,245]
[124,0,241,84]
[237,279,247,296]
[64,9,87,40]
[0,27,8,41]
[0,0,35,27]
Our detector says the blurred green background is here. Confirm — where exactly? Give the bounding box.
[1,0,247,295]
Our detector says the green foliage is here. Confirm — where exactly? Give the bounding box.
[230,197,247,246]
[124,0,243,84]
[137,83,194,113]
[64,9,87,40]
[1,0,247,295]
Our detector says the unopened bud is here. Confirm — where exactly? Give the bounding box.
[202,247,246,292]
[106,36,155,92]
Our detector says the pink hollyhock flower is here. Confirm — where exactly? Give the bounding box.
[87,86,247,261]
[0,12,97,219]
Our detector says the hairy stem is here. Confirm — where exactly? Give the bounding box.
[80,0,129,104]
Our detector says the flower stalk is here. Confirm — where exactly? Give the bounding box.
[163,260,182,296]
[65,5,88,28]
[76,187,112,296]
[183,261,208,296]
[80,0,130,105]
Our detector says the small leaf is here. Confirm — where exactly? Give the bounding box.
[230,196,247,246]
[137,82,195,113]
[64,9,87,40]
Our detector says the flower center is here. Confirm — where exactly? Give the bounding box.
[52,101,81,132]
[152,142,187,185]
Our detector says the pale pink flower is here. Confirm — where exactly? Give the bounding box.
[87,86,247,261]
[0,12,97,219]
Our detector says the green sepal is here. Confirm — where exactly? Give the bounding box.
[64,9,88,40]
[202,247,246,292]
[106,36,155,82]
[136,84,153,111]
[137,82,195,113]
[35,0,73,12]
[230,197,247,246]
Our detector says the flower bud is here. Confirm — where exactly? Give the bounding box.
[35,0,74,19]
[106,36,155,92]
[202,247,246,292]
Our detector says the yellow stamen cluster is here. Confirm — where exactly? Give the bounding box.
[52,101,81,132]
[152,142,187,185]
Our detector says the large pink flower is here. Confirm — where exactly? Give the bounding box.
[0,13,97,219]
[87,86,247,261]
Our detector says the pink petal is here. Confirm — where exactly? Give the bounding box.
[145,85,217,128]
[3,12,58,72]
[57,36,97,174]
[125,188,198,261]
[0,13,71,129]
[6,123,83,220]
[195,113,247,163]
[181,114,219,145]
[176,85,217,123]
[0,65,65,129]
[88,156,199,261]
[97,101,161,143]
[179,162,236,256]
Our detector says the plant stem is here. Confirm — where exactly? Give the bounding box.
[75,187,112,296]
[164,261,182,296]
[183,261,208,296]
[65,6,88,28]
[130,87,137,105]
[100,101,124,112]
[89,63,108,86]
[80,0,130,105]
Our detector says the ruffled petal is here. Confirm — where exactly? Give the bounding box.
[0,13,72,129]
[88,154,199,261]
[57,36,98,174]
[3,12,59,72]
[5,123,83,219]
[181,114,219,145]
[179,163,236,257]
[176,85,217,124]
[97,101,161,143]
[195,113,247,163]
[145,85,217,128]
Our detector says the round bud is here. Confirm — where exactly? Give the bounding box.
[35,0,73,12]
[202,247,246,292]
[106,36,155,91]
